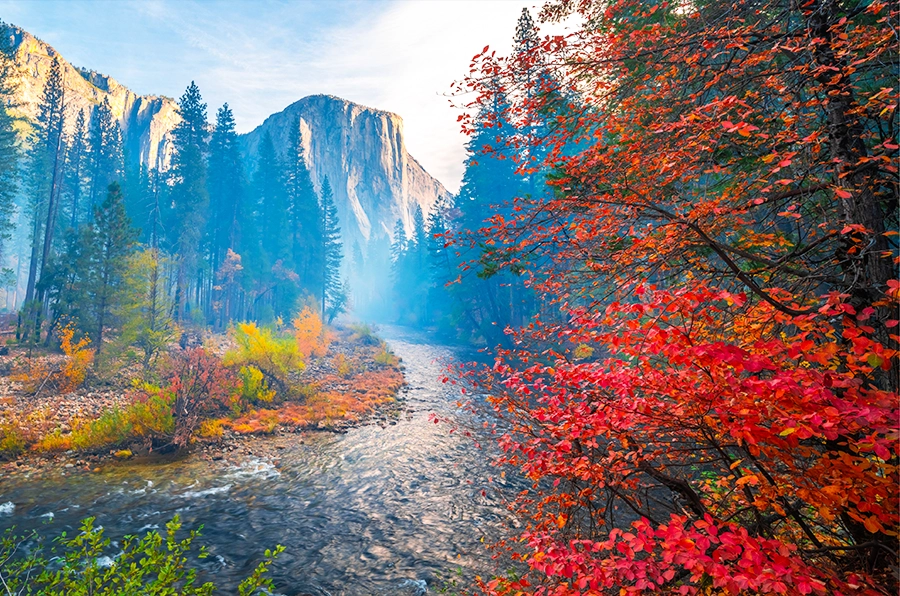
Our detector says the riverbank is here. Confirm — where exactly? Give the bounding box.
[0,330,511,596]
[0,322,405,478]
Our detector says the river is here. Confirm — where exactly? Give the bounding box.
[0,328,518,595]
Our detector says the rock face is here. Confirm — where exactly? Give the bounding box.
[240,95,450,247]
[8,25,450,249]
[9,25,177,170]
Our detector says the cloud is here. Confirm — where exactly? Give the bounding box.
[136,0,544,191]
[0,0,567,192]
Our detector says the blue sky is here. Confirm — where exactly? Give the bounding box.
[0,0,555,191]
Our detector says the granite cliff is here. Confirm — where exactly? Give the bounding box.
[8,26,449,248]
[9,25,177,170]
[240,95,450,247]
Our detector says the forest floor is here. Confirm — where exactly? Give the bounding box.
[0,324,405,479]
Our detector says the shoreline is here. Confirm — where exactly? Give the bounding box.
[0,326,407,481]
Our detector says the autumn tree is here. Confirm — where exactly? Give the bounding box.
[118,247,175,366]
[459,0,899,593]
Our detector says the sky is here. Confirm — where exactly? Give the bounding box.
[0,0,559,192]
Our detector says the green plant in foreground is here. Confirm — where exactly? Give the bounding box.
[0,515,283,595]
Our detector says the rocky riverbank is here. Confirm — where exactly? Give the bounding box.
[0,325,406,479]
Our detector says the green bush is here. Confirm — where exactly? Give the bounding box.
[349,322,380,346]
[0,514,283,595]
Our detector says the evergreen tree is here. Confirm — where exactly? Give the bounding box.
[0,21,19,267]
[76,182,137,357]
[251,130,297,321]
[22,56,66,340]
[64,109,88,229]
[86,98,123,211]
[319,176,344,322]
[169,81,209,320]
[207,103,243,278]
[284,117,322,292]
[411,204,427,272]
[255,130,288,266]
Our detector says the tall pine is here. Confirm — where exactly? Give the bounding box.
[284,117,322,293]
[0,21,19,267]
[22,56,66,341]
[207,103,243,279]
[65,110,88,229]
[320,176,344,321]
[169,81,209,321]
[76,182,137,358]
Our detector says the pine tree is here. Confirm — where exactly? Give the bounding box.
[0,21,19,268]
[22,56,66,340]
[77,182,137,357]
[86,98,123,211]
[169,81,209,321]
[251,130,298,321]
[319,176,344,321]
[65,109,88,229]
[255,130,288,266]
[207,103,243,280]
[284,117,322,292]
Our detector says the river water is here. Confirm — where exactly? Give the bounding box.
[0,328,518,595]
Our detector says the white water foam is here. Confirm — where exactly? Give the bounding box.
[181,484,231,499]
[399,579,428,595]
[227,458,281,480]
[0,501,14,515]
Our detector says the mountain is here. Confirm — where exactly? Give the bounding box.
[8,25,449,249]
[9,25,177,170]
[240,95,449,246]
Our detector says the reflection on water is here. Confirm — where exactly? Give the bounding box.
[0,327,516,595]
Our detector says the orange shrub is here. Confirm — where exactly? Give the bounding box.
[292,307,330,358]
[10,358,50,394]
[58,323,93,393]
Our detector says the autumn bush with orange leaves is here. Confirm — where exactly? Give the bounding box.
[456,0,899,593]
[10,322,93,395]
[8,310,403,456]
[293,306,331,358]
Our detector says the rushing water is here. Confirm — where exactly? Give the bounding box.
[0,328,518,595]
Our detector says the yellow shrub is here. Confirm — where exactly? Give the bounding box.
[292,307,330,358]
[239,365,275,403]
[198,418,225,439]
[332,353,354,378]
[373,343,398,367]
[224,322,304,387]
[10,359,49,393]
[33,431,73,453]
[0,424,25,457]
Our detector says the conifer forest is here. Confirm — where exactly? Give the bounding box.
[0,2,897,595]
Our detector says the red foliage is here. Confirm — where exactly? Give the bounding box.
[159,348,239,446]
[457,0,898,593]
